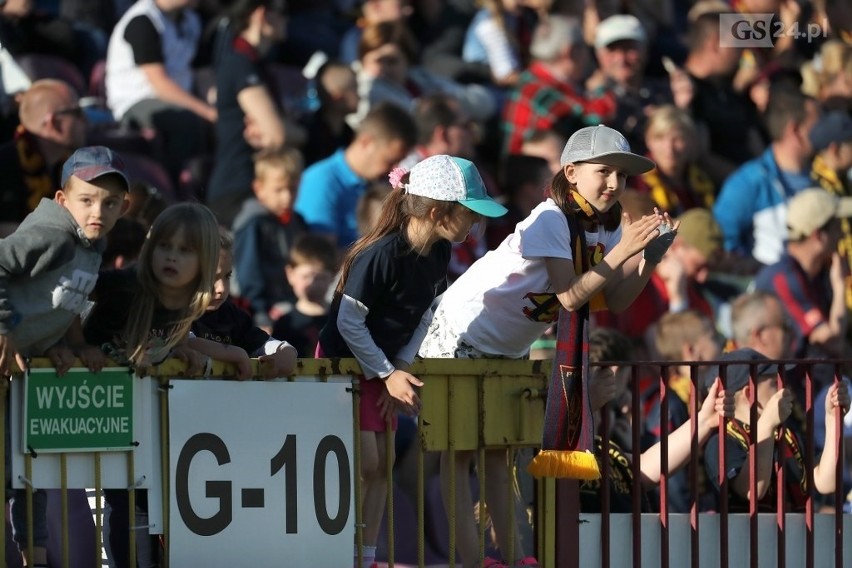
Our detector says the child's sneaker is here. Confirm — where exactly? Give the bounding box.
[482,558,509,568]
[515,557,539,567]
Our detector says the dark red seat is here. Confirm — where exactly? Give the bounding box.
[121,152,176,202]
[87,59,107,100]
[16,53,87,97]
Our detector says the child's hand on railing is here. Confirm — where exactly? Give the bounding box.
[45,341,109,375]
[761,388,793,430]
[170,344,210,377]
[73,343,107,373]
[696,378,735,439]
[257,343,297,379]
[384,369,423,416]
[825,380,851,417]
[0,334,26,377]
[215,345,251,380]
[45,343,75,376]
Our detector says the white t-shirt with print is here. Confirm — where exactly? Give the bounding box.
[419,199,622,359]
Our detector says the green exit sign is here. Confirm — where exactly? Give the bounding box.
[24,367,134,453]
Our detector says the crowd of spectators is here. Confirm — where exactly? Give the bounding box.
[0,0,851,563]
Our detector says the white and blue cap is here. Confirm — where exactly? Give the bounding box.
[406,155,507,218]
[560,125,656,176]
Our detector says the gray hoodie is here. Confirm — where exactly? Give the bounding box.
[0,198,105,355]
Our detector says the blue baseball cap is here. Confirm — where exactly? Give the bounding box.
[405,155,508,218]
[61,146,130,191]
[705,348,791,392]
[810,111,852,154]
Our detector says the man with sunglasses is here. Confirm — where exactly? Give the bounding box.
[0,78,86,236]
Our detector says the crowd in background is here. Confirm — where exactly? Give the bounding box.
[0,0,849,350]
[0,0,851,564]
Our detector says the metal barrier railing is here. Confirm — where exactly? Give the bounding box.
[3,355,850,568]
[4,357,552,568]
[582,356,852,568]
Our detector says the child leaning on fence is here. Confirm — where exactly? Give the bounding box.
[315,154,506,568]
[81,202,220,568]
[0,146,130,568]
[643,310,723,513]
[190,227,298,379]
[703,348,850,513]
[418,124,676,568]
[581,327,733,513]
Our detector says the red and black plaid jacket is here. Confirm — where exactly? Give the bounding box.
[501,62,617,155]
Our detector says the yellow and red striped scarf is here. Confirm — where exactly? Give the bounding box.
[14,125,55,212]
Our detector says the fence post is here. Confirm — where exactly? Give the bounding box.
[555,479,580,568]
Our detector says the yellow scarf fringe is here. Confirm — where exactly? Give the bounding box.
[527,449,601,480]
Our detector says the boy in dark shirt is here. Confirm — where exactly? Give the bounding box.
[704,348,849,512]
[272,234,337,357]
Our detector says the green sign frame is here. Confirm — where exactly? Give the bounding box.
[24,367,134,453]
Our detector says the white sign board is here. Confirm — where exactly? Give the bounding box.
[168,380,354,568]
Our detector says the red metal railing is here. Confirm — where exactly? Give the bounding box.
[561,356,851,568]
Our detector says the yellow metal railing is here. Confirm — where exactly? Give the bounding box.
[4,356,554,568]
[6,356,851,567]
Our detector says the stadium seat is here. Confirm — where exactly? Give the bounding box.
[264,63,309,118]
[87,59,107,100]
[16,53,87,98]
[122,152,177,202]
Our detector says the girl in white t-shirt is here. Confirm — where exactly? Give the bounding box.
[419,125,679,568]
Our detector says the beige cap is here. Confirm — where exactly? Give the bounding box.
[787,188,852,240]
[675,208,722,258]
[687,0,730,22]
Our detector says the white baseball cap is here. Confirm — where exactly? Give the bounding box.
[560,125,656,175]
[595,15,647,49]
[787,188,852,240]
[404,155,507,218]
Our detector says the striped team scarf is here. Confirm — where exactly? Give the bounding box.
[528,191,603,479]
[15,125,55,212]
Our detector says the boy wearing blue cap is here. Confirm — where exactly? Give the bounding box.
[0,145,129,567]
[703,348,849,512]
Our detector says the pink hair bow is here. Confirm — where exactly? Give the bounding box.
[388,167,407,189]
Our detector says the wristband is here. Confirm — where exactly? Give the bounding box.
[643,223,676,264]
[202,356,213,377]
